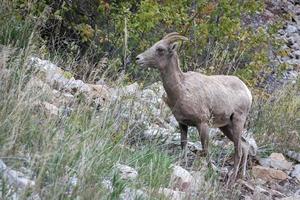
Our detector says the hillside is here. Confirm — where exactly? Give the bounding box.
[0,0,299,199]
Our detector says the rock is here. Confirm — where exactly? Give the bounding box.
[86,83,110,106]
[52,90,75,106]
[47,73,69,90]
[294,50,300,59]
[158,188,187,200]
[286,150,300,162]
[279,195,300,200]
[43,102,59,116]
[269,153,293,170]
[65,79,91,94]
[29,57,111,106]
[259,158,272,167]
[252,186,272,200]
[115,164,138,180]
[29,57,64,78]
[69,176,78,187]
[101,179,113,192]
[113,82,140,98]
[237,179,255,191]
[120,188,148,200]
[143,125,172,141]
[168,116,178,127]
[243,195,253,200]
[292,43,300,50]
[287,58,300,65]
[269,153,286,160]
[252,166,288,182]
[291,164,300,181]
[188,141,203,153]
[190,170,205,191]
[259,153,293,171]
[0,160,35,189]
[169,165,193,192]
[209,128,222,139]
[25,77,53,95]
[286,24,298,34]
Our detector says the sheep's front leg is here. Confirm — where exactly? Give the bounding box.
[196,123,209,157]
[179,123,188,161]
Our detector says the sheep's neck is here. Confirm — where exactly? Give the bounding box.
[160,54,184,103]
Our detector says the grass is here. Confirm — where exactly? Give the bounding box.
[0,40,173,199]
[0,62,173,199]
[250,80,300,152]
[0,35,237,200]
[0,1,299,199]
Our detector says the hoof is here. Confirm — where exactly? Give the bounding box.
[195,150,207,157]
[225,170,238,187]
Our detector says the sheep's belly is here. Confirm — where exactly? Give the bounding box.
[172,106,232,128]
[172,108,204,127]
[210,113,232,128]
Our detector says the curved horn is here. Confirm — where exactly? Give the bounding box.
[163,32,180,39]
[164,35,188,43]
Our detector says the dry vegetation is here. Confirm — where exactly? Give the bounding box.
[0,0,299,199]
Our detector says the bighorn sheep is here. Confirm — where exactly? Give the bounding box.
[136,32,252,181]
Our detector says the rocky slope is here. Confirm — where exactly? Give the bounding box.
[0,55,299,199]
[0,1,299,199]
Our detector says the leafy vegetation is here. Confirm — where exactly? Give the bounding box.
[3,0,283,85]
[0,0,299,199]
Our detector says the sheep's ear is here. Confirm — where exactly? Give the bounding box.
[168,42,178,53]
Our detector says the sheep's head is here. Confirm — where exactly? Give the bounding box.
[136,32,188,70]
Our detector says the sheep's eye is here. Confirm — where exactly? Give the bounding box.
[156,47,164,53]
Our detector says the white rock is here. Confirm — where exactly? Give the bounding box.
[286,150,300,162]
[101,179,113,192]
[209,128,222,138]
[29,57,63,77]
[118,82,140,97]
[265,153,293,171]
[291,164,300,181]
[143,126,171,140]
[65,79,91,93]
[169,165,193,192]
[120,188,148,200]
[279,195,300,200]
[69,176,78,187]
[158,188,187,200]
[0,160,35,189]
[115,164,138,180]
[294,50,300,59]
[286,24,298,34]
[188,141,203,152]
[43,102,59,116]
[168,116,178,127]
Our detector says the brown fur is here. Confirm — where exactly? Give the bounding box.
[136,32,252,181]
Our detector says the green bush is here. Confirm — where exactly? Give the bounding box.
[6,0,282,87]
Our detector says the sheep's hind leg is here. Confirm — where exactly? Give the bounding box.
[220,116,244,184]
